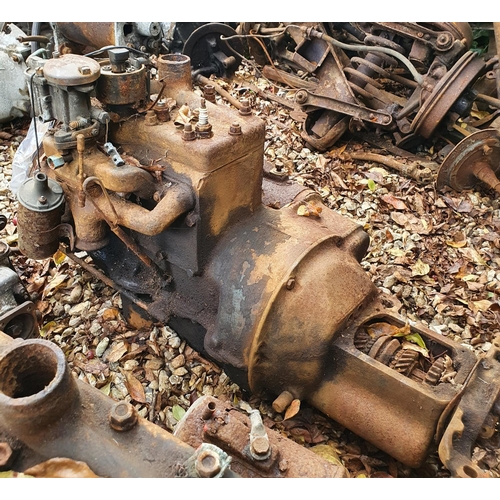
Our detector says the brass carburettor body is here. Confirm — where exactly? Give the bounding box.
[15,50,500,477]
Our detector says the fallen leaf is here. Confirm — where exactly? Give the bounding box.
[25,458,99,478]
[470,300,494,313]
[310,443,343,466]
[381,194,407,210]
[52,249,67,266]
[446,240,467,248]
[284,399,301,420]
[39,320,57,338]
[42,272,68,299]
[124,371,147,403]
[172,404,186,421]
[411,259,430,277]
[367,179,377,192]
[105,341,128,363]
[401,339,429,357]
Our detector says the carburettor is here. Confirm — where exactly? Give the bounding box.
[17,48,500,477]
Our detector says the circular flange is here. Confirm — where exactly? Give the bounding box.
[182,23,243,77]
[412,51,485,138]
[437,128,500,191]
[43,53,101,86]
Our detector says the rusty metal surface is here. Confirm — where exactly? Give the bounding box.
[174,395,347,478]
[307,296,478,468]
[412,51,486,138]
[17,45,500,476]
[437,128,500,192]
[54,22,119,51]
[438,337,500,478]
[43,53,100,86]
[96,61,147,108]
[0,336,237,477]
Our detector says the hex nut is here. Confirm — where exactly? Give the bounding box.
[251,436,270,456]
[195,449,221,478]
[0,442,14,470]
[109,401,138,432]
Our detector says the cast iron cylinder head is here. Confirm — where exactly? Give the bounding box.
[17,172,65,260]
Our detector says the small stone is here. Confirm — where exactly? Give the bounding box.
[169,374,183,385]
[123,359,139,371]
[168,336,181,349]
[173,367,188,377]
[95,337,109,357]
[68,301,90,316]
[68,317,82,328]
[145,358,164,370]
[170,354,185,369]
[158,370,170,392]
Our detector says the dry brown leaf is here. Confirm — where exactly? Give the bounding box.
[284,399,301,420]
[381,194,407,210]
[102,308,120,321]
[411,259,430,277]
[125,371,147,403]
[105,341,128,363]
[25,458,99,478]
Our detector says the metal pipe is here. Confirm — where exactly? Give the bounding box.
[86,180,195,237]
[197,74,244,110]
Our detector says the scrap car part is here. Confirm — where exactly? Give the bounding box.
[52,22,164,55]
[0,24,32,123]
[0,332,236,477]
[0,332,344,477]
[16,49,500,477]
[0,240,37,340]
[437,128,500,193]
[174,395,346,478]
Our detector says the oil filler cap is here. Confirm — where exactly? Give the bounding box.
[17,172,64,212]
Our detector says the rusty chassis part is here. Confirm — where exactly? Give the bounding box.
[0,332,344,477]
[14,40,500,478]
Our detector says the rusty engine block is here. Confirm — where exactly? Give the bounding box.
[3,23,500,478]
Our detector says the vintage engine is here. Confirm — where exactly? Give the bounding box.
[14,49,500,477]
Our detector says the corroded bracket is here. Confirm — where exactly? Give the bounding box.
[438,336,500,477]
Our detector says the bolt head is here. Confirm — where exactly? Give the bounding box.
[109,401,138,431]
[251,436,270,456]
[195,449,221,478]
[79,65,91,75]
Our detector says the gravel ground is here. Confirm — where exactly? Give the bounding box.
[1,57,499,478]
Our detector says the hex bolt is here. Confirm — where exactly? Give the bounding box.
[0,442,14,470]
[182,123,196,141]
[203,85,216,104]
[229,122,242,136]
[239,98,252,116]
[38,196,47,205]
[79,65,91,75]
[144,110,158,127]
[251,436,270,457]
[295,91,308,105]
[195,449,221,478]
[109,401,138,431]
